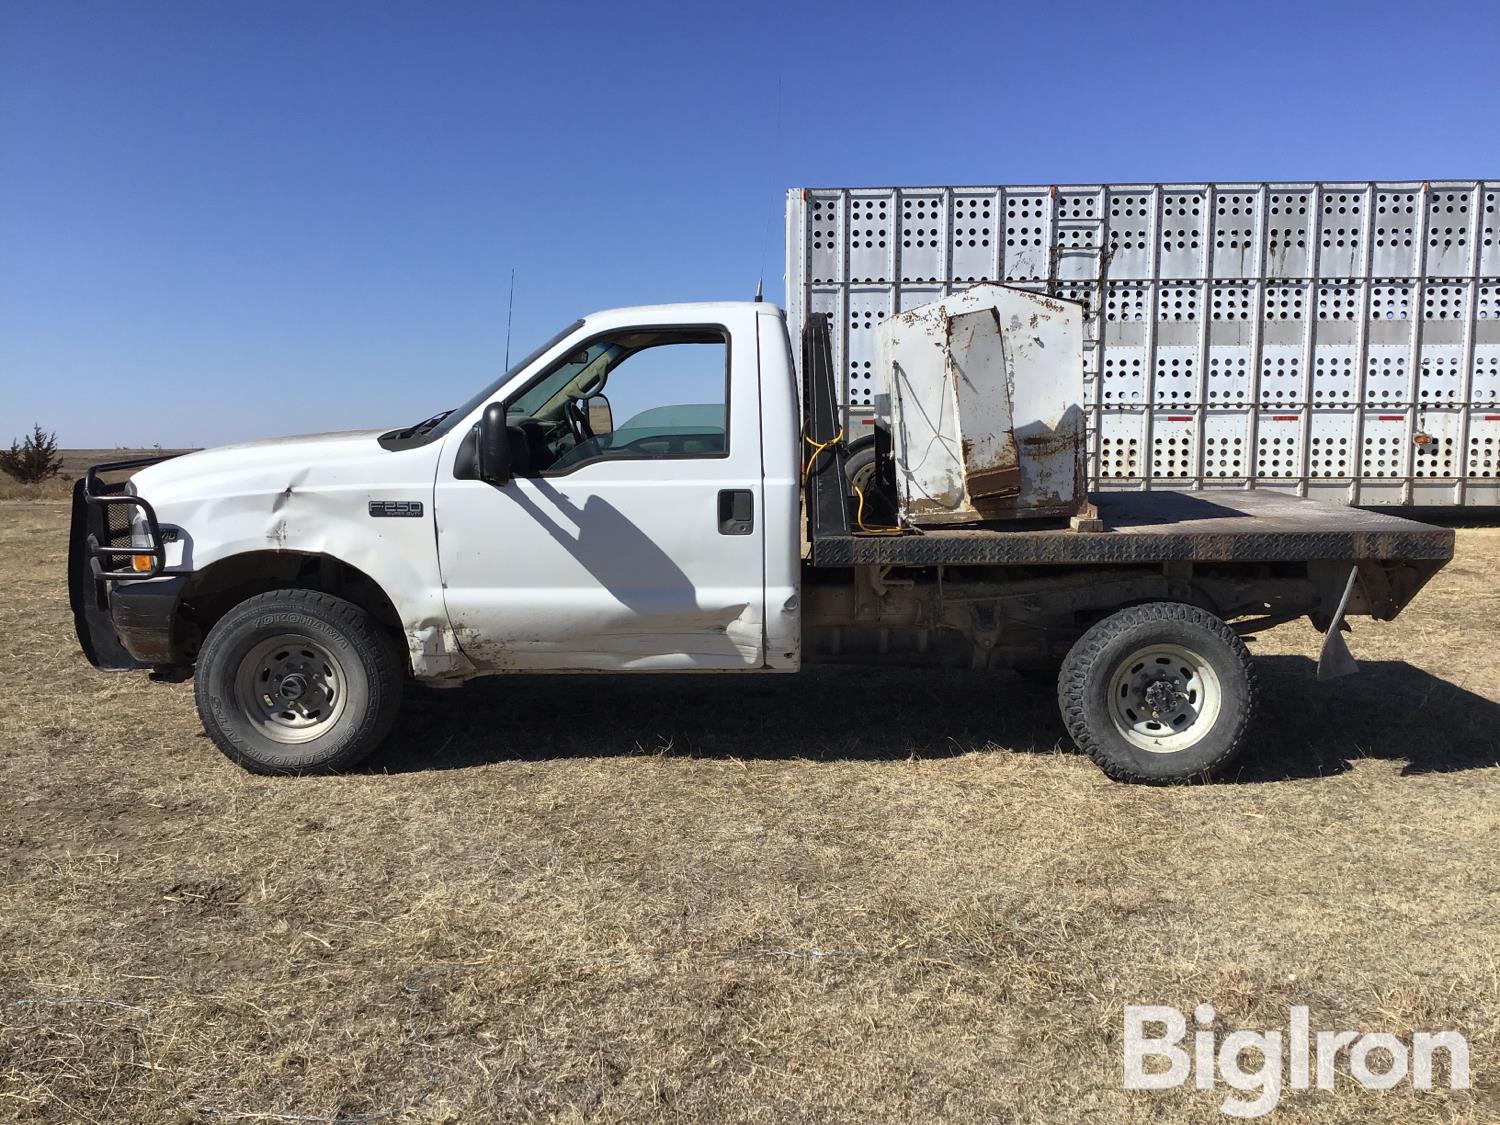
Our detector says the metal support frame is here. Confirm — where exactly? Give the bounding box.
[801,314,850,547]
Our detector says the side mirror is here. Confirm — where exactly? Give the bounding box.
[586,394,613,436]
[476,402,512,485]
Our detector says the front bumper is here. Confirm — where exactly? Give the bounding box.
[68,459,187,671]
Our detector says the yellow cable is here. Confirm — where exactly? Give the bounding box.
[802,426,906,536]
[852,481,906,536]
[800,427,844,482]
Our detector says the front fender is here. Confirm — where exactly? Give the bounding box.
[150,478,472,680]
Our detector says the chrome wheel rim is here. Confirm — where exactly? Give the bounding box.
[1106,642,1221,753]
[233,634,348,744]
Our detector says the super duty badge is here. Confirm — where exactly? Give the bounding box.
[368,500,424,518]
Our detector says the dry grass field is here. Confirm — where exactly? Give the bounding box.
[1,495,1497,1123]
[0,451,196,503]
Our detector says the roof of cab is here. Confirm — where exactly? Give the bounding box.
[581,300,783,325]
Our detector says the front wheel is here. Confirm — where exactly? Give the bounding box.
[194,590,403,774]
[1058,602,1256,783]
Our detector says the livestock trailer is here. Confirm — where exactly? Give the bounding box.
[786,181,1500,506]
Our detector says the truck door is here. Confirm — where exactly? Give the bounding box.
[432,310,766,671]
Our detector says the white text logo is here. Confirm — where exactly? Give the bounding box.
[1123,1003,1470,1118]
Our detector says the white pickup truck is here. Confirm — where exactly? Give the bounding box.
[70,290,1454,782]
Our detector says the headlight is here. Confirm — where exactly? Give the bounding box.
[129,506,150,548]
[128,496,156,572]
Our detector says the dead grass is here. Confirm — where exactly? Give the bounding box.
[0,499,1496,1123]
[0,450,195,502]
[0,479,72,502]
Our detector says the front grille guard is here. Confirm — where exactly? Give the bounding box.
[80,455,178,582]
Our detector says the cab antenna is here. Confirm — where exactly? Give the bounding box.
[504,269,516,369]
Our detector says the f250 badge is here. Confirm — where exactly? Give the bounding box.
[368,500,424,518]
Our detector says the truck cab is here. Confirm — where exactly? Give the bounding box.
[426,302,802,674]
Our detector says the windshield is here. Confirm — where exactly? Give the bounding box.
[397,319,585,446]
[508,340,624,420]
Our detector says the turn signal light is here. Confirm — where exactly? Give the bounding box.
[131,554,154,573]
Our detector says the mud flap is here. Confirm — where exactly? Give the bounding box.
[1316,566,1360,681]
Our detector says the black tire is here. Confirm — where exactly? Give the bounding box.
[844,442,877,498]
[193,589,402,775]
[1058,602,1256,783]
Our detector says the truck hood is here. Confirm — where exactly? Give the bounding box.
[129,428,404,503]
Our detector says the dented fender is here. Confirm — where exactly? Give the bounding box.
[126,429,475,680]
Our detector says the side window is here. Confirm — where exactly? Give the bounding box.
[514,329,727,474]
[598,339,727,458]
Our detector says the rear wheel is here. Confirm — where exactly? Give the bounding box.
[194,589,402,774]
[1058,602,1256,783]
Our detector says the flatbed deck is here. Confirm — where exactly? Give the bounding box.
[811,491,1456,567]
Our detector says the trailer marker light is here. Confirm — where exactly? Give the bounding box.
[1271,415,1297,421]
[1166,415,1192,421]
[1379,414,1404,421]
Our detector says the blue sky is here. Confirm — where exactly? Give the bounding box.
[2,0,1496,448]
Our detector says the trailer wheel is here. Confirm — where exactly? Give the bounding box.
[193,589,402,775]
[1058,602,1256,783]
[844,443,877,498]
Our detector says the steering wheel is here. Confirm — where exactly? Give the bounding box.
[563,398,592,444]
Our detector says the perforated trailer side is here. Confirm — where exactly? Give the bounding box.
[786,181,1500,506]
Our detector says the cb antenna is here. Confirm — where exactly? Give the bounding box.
[504,268,516,368]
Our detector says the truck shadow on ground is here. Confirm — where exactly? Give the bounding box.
[368,656,1498,782]
[1228,656,1500,782]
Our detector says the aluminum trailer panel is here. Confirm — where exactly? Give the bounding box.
[786,182,1500,507]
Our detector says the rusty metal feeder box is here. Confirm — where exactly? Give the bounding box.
[873,283,1087,525]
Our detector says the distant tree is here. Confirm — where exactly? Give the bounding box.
[0,424,64,484]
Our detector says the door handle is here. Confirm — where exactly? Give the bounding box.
[717,489,754,535]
